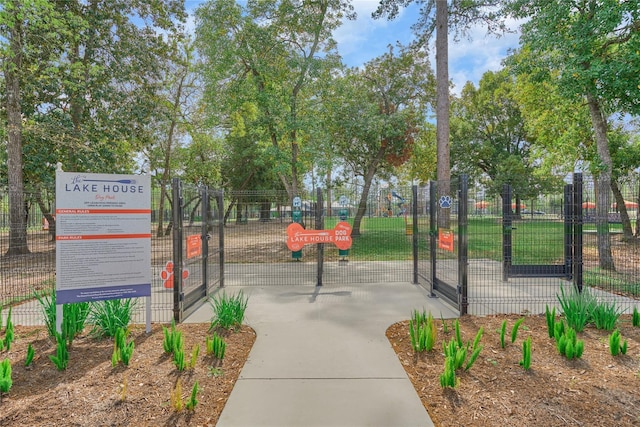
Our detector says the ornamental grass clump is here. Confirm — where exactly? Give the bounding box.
[111,327,135,367]
[185,381,199,411]
[554,321,584,360]
[511,317,525,344]
[609,330,628,356]
[409,309,437,352]
[206,333,226,360]
[0,358,12,393]
[2,307,14,352]
[632,307,640,327]
[519,336,532,370]
[545,305,556,338]
[209,291,248,331]
[557,285,596,332]
[162,320,181,355]
[24,344,35,367]
[89,299,137,338]
[591,300,621,331]
[34,292,90,341]
[49,332,69,370]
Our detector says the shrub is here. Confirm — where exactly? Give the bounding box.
[409,309,437,352]
[0,358,12,393]
[209,291,248,331]
[608,330,627,356]
[89,299,137,338]
[591,300,621,331]
[519,336,532,370]
[556,286,596,332]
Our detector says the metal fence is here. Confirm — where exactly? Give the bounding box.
[2,174,640,325]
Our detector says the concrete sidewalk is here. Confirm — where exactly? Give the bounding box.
[185,282,458,427]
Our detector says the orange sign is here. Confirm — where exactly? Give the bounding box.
[186,234,202,259]
[438,228,455,253]
[286,222,353,251]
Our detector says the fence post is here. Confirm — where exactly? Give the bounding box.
[218,189,225,288]
[564,184,573,280]
[201,186,210,295]
[172,178,184,322]
[429,181,437,296]
[458,175,469,315]
[316,188,324,287]
[412,185,419,284]
[502,184,512,282]
[573,173,584,292]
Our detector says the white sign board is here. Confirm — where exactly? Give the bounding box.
[55,171,151,304]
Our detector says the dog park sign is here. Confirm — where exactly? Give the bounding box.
[55,169,152,331]
[286,221,353,251]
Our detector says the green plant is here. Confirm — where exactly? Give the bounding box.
[163,321,182,355]
[499,320,507,349]
[34,291,90,341]
[440,314,449,334]
[89,299,137,338]
[34,290,56,338]
[545,305,556,339]
[554,323,584,360]
[409,310,437,352]
[61,302,91,347]
[609,330,628,356]
[171,379,184,412]
[209,291,248,331]
[439,354,457,388]
[49,332,69,370]
[454,319,464,348]
[171,331,186,371]
[25,344,35,367]
[511,317,525,343]
[442,327,483,372]
[0,358,12,393]
[632,307,640,327]
[189,344,200,369]
[556,285,596,332]
[3,307,14,352]
[520,336,532,370]
[206,333,226,360]
[185,381,199,411]
[591,300,621,330]
[112,327,135,367]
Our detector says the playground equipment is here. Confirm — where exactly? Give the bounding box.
[384,190,406,217]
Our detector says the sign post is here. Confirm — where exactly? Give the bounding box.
[55,169,152,333]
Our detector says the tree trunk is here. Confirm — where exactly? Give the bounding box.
[352,146,387,237]
[436,0,451,229]
[610,179,634,241]
[5,4,30,256]
[586,93,614,270]
[35,191,56,241]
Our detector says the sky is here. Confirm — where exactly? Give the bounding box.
[184,1,523,95]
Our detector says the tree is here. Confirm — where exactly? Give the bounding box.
[1,0,186,250]
[195,0,354,202]
[322,44,434,236]
[451,69,558,206]
[0,0,65,254]
[507,0,640,270]
[374,0,507,227]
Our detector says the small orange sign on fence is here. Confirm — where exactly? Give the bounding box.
[438,228,455,253]
[286,222,353,252]
[186,234,202,259]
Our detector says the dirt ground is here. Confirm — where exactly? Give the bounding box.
[387,314,640,427]
[0,323,255,427]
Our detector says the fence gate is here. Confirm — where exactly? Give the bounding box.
[502,173,583,286]
[171,179,223,321]
[423,176,468,314]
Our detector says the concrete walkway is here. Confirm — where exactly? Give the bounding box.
[185,282,458,427]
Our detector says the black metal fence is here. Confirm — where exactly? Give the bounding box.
[2,173,640,325]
